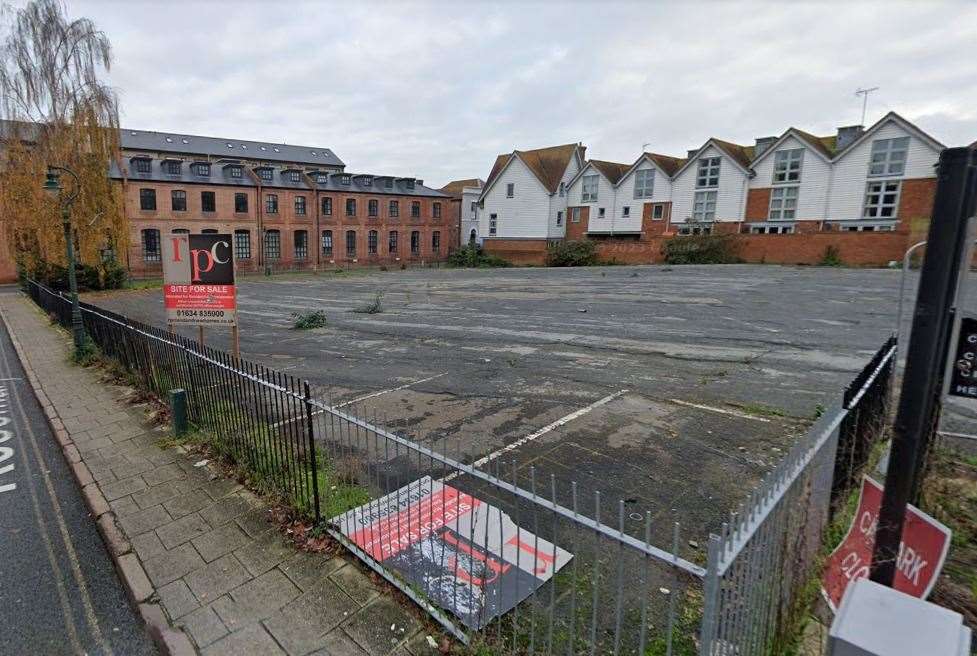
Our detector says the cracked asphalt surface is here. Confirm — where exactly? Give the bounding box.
[88,264,976,549]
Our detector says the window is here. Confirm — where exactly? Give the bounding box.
[321,197,332,216]
[679,225,712,236]
[389,200,399,217]
[696,157,721,188]
[406,179,415,190]
[294,230,308,260]
[171,190,187,212]
[470,201,477,214]
[769,186,799,220]
[258,168,272,181]
[316,174,327,183]
[432,231,440,253]
[622,206,630,218]
[571,207,581,223]
[264,230,281,260]
[433,202,441,218]
[581,175,598,202]
[863,180,901,219]
[652,204,664,220]
[234,193,248,213]
[172,228,190,235]
[201,191,216,212]
[389,230,398,253]
[321,230,333,256]
[141,229,161,262]
[346,198,356,216]
[559,182,565,197]
[345,230,356,257]
[234,230,251,259]
[598,207,606,218]
[411,230,420,255]
[411,201,420,218]
[368,199,378,217]
[634,169,655,198]
[163,160,181,175]
[385,178,393,189]
[289,171,300,183]
[506,183,515,198]
[295,196,306,216]
[139,188,156,211]
[266,194,278,214]
[869,137,910,176]
[368,230,378,254]
[750,225,795,235]
[341,175,351,185]
[692,190,717,221]
[773,149,804,183]
[229,166,242,179]
[202,229,218,234]
[195,163,210,177]
[556,211,563,226]
[133,158,151,174]
[489,213,498,235]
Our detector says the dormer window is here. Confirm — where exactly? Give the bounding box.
[258,168,272,181]
[194,163,210,177]
[316,174,327,183]
[773,149,804,184]
[289,171,300,183]
[696,157,721,188]
[133,158,151,174]
[341,175,351,185]
[384,178,393,189]
[361,176,373,186]
[163,160,182,175]
[406,179,415,190]
[229,166,242,179]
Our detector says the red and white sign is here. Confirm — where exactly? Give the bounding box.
[821,476,951,611]
[162,233,237,326]
[334,477,572,630]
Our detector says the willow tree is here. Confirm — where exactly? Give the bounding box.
[0,0,125,284]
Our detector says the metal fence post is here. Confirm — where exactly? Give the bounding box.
[304,381,321,524]
[699,534,722,656]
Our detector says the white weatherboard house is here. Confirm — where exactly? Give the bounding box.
[439,178,484,246]
[478,143,587,243]
[480,112,946,242]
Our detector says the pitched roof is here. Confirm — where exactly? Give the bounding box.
[711,139,755,169]
[588,159,631,184]
[643,152,686,176]
[120,128,344,167]
[439,178,483,196]
[791,128,836,158]
[484,143,583,194]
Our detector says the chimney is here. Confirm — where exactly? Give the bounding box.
[754,136,778,157]
[836,125,865,150]
[687,149,700,159]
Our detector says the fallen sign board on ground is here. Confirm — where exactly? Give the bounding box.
[821,476,951,612]
[332,476,572,630]
[161,233,237,326]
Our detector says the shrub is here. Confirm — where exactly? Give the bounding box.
[662,234,741,265]
[352,291,383,314]
[291,310,328,330]
[819,245,843,267]
[29,259,129,291]
[446,244,512,268]
[545,240,598,267]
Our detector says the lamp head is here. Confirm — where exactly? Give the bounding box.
[43,169,61,198]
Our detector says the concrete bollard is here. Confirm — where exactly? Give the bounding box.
[169,388,188,437]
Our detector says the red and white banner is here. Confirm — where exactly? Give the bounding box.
[333,477,573,629]
[162,234,237,326]
[821,476,951,611]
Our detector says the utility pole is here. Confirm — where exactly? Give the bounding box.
[870,146,977,586]
[855,87,879,126]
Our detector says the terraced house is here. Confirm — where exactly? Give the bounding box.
[481,112,950,266]
[114,129,453,276]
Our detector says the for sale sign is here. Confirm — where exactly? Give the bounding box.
[821,476,951,611]
[333,476,573,630]
[162,233,236,326]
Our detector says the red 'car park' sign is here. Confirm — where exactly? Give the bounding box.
[822,476,951,611]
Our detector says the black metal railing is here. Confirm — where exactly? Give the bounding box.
[26,279,323,522]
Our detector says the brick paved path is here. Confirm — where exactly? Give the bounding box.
[1,293,439,656]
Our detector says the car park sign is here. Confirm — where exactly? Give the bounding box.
[162,233,237,326]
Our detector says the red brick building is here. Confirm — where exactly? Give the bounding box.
[114,129,454,277]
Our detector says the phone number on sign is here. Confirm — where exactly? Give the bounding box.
[175,309,227,318]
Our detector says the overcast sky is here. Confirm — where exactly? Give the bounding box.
[67,0,977,188]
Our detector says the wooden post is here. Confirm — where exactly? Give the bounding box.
[198,325,205,348]
[231,324,240,359]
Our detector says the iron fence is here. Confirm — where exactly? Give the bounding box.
[26,279,897,655]
[698,337,896,656]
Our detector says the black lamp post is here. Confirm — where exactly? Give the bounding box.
[42,165,86,355]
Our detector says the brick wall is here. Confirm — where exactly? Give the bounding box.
[745,188,772,221]
[897,177,937,231]
[482,239,549,265]
[642,202,671,235]
[565,206,590,240]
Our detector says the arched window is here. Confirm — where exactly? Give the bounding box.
[410,230,420,255]
[388,230,398,253]
[432,231,440,253]
[294,230,308,260]
[234,230,251,260]
[264,230,281,260]
[321,230,333,256]
[469,229,477,244]
[202,229,218,234]
[345,230,356,257]
[368,230,378,254]
[141,229,161,262]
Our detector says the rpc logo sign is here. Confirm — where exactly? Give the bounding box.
[162,233,237,326]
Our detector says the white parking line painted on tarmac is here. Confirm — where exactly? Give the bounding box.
[668,398,771,422]
[444,388,629,482]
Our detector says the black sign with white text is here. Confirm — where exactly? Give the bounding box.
[949,317,977,398]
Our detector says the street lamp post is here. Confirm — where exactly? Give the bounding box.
[42,165,86,355]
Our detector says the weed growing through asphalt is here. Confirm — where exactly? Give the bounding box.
[291,310,328,330]
[352,291,384,314]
